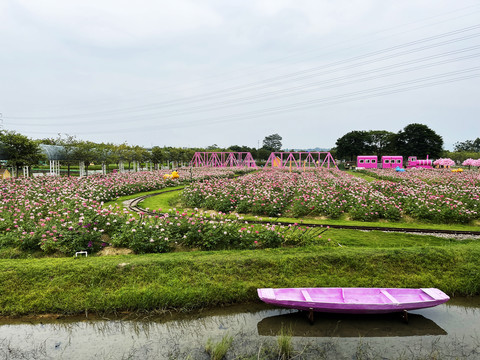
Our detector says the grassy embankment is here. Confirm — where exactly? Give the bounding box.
[1,229,479,315]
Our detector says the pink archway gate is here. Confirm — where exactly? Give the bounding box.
[190,152,257,168]
[265,152,338,170]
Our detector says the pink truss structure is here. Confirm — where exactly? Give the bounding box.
[190,152,257,168]
[265,152,338,169]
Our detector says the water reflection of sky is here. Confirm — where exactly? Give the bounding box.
[0,298,479,359]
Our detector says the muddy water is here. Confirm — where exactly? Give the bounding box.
[0,297,479,359]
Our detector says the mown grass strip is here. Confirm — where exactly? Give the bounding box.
[138,190,183,212]
[1,244,479,315]
[346,170,378,182]
[103,186,185,209]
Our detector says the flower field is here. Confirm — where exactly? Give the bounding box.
[2,167,479,257]
[183,168,480,224]
[0,167,319,255]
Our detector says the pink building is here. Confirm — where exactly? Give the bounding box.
[381,156,403,169]
[356,155,378,169]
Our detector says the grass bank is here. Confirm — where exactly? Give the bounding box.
[1,236,479,315]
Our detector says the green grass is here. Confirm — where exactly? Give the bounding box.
[255,215,480,232]
[346,170,378,182]
[1,232,479,315]
[103,186,185,210]
[138,189,183,212]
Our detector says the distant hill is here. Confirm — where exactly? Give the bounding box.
[286,147,331,152]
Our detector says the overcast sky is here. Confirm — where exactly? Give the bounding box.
[1,0,479,150]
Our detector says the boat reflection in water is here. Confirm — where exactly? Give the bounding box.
[257,311,447,337]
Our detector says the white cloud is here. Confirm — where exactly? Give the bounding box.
[15,0,223,46]
[250,0,374,36]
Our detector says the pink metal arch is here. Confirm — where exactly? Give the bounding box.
[265,152,338,170]
[190,152,257,168]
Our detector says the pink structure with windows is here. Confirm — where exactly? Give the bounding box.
[189,152,257,168]
[407,156,433,169]
[356,155,378,169]
[381,156,403,169]
[265,152,338,169]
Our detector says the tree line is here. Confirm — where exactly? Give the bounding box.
[1,125,478,176]
[0,130,283,176]
[332,123,480,163]
[332,123,444,161]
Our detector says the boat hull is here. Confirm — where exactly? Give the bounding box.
[257,287,449,314]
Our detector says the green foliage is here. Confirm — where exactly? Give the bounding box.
[0,130,45,174]
[262,133,283,152]
[454,137,480,153]
[444,150,480,164]
[335,130,395,161]
[394,123,444,158]
[334,124,443,161]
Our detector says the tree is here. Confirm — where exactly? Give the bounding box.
[262,134,282,152]
[369,130,396,156]
[257,148,271,161]
[444,150,479,164]
[56,134,79,177]
[182,148,196,166]
[206,144,221,151]
[95,142,117,174]
[228,145,257,158]
[454,138,480,152]
[335,131,373,161]
[393,123,443,158]
[74,140,97,176]
[131,145,149,170]
[151,146,165,168]
[168,147,181,168]
[0,130,44,177]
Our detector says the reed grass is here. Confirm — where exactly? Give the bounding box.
[277,326,293,360]
[205,334,233,360]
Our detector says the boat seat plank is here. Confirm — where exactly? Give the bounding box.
[421,288,438,300]
[381,290,400,304]
[301,289,313,302]
[261,288,276,300]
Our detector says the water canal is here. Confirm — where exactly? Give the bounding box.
[1,297,479,359]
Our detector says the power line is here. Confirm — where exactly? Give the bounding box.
[6,24,480,121]
[10,44,480,125]
[14,69,479,135]
[16,4,480,114]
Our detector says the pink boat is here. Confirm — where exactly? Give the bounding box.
[257,287,449,315]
